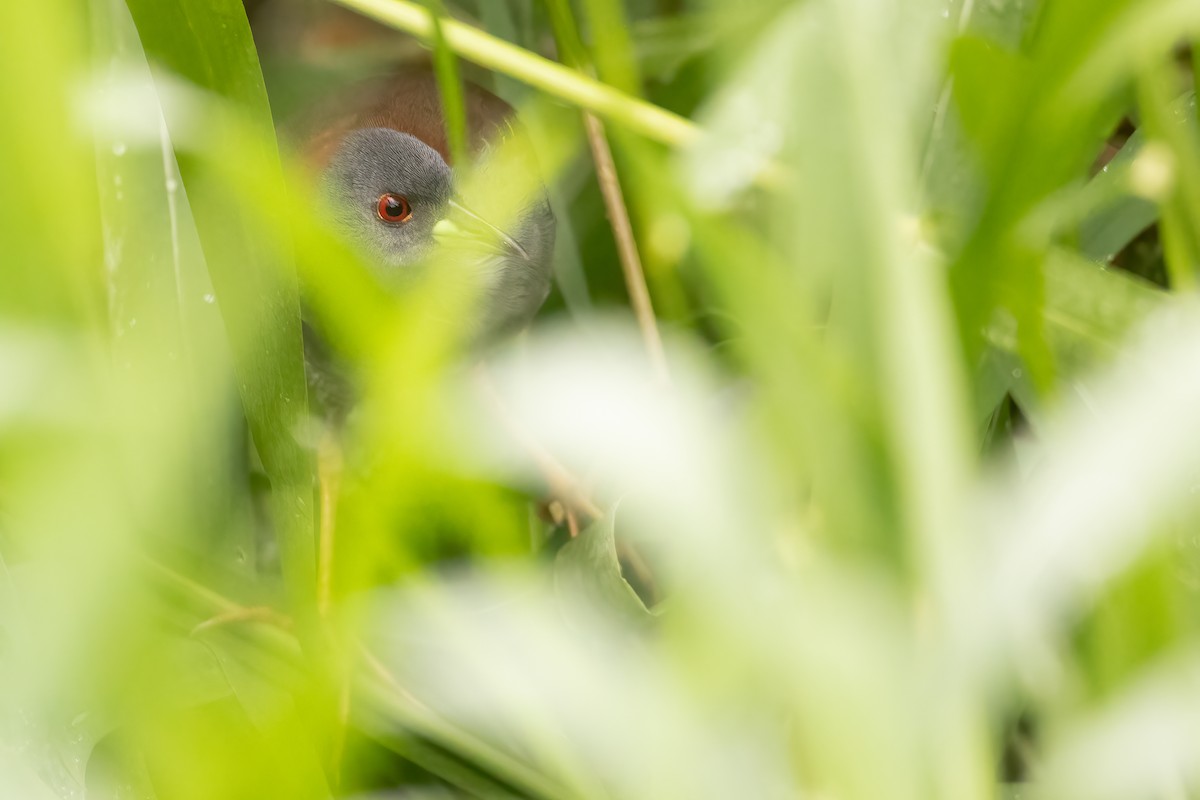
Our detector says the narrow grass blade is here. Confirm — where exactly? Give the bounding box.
[326,0,698,148]
[424,0,468,167]
[578,0,643,95]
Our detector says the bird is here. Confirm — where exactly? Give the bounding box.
[286,71,556,417]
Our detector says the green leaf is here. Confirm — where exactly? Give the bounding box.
[989,249,1165,374]
[192,631,330,800]
[554,507,651,622]
[1136,77,1200,290]
[424,0,469,167]
[1043,250,1165,360]
[0,749,61,800]
[90,0,254,572]
[326,0,698,148]
[1079,128,1158,263]
[123,0,316,618]
[0,0,94,321]
[578,0,643,95]
[629,14,721,82]
[472,0,527,100]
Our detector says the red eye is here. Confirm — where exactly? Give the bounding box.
[377,193,412,223]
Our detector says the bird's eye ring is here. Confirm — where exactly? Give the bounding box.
[377,193,413,224]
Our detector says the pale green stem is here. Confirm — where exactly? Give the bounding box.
[326,0,698,148]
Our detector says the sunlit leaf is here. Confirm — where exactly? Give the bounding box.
[123,0,316,614]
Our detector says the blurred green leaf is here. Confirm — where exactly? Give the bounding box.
[0,0,94,321]
[425,0,469,167]
[8,0,1200,798]
[1136,77,1200,290]
[1079,129,1158,263]
[328,0,699,148]
[123,0,316,616]
[987,250,1165,383]
[630,14,720,82]
[578,0,643,95]
[0,750,62,800]
[1041,250,1164,364]
[555,508,652,623]
[89,0,253,571]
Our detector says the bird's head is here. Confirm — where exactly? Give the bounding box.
[319,125,543,285]
[296,76,556,415]
[316,126,553,343]
[318,127,453,269]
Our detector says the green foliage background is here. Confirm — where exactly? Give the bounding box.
[3,0,1200,798]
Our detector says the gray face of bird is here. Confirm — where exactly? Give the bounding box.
[318,125,556,342]
[319,127,454,270]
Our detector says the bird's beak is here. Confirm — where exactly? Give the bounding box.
[433,199,530,261]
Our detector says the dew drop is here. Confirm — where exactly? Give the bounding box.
[112,142,127,156]
[203,293,215,304]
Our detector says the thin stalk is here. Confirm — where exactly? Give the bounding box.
[583,114,670,382]
[543,0,669,382]
[329,678,352,788]
[317,432,342,617]
[325,0,697,148]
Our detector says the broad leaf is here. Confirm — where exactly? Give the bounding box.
[123,0,316,614]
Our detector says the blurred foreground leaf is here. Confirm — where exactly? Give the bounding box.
[555,508,652,623]
[124,0,316,613]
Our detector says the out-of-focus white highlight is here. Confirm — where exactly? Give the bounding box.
[465,320,753,562]
[679,6,803,206]
[407,321,922,798]
[1039,656,1200,798]
[364,577,796,800]
[0,330,85,428]
[984,303,1200,665]
[74,68,206,152]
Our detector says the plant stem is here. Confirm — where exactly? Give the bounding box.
[317,431,342,618]
[325,0,697,148]
[583,114,670,383]
[541,0,669,380]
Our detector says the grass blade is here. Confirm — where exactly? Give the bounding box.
[424,0,468,167]
[123,0,316,617]
[326,0,697,148]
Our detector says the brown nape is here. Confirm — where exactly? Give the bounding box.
[287,71,517,172]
